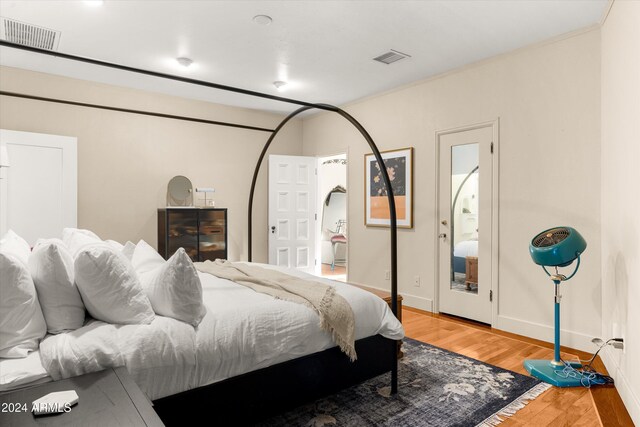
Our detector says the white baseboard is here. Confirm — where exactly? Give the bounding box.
[601,348,640,425]
[400,293,433,312]
[494,314,597,353]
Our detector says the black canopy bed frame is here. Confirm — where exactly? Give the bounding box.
[0,40,400,425]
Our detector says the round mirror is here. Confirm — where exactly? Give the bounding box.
[167,175,193,206]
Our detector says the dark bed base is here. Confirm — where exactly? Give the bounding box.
[153,335,397,426]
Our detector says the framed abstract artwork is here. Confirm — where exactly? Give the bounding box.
[364,147,413,228]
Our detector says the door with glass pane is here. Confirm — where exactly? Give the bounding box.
[438,125,493,324]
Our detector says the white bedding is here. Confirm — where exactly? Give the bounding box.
[0,350,51,392]
[454,239,478,257]
[33,264,403,400]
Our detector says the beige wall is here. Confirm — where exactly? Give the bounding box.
[0,66,302,262]
[303,29,602,351]
[601,1,640,422]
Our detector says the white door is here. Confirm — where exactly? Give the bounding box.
[268,155,317,272]
[437,125,493,324]
[0,130,77,245]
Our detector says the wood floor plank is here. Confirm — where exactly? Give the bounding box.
[558,393,599,426]
[401,308,632,426]
[574,407,602,427]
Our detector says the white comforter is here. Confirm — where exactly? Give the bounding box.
[454,239,478,257]
[39,265,404,400]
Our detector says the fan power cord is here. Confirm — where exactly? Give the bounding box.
[554,361,614,388]
[553,338,621,388]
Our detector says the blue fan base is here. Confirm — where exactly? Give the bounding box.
[524,359,583,387]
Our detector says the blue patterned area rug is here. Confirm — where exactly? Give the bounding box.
[258,338,550,427]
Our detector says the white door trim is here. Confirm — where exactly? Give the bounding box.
[433,119,500,325]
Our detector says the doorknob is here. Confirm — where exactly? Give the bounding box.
[441,219,448,226]
[271,226,276,234]
[438,233,447,240]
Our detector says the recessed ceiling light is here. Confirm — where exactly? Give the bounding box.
[176,57,194,68]
[273,81,287,91]
[253,15,273,26]
[84,0,104,6]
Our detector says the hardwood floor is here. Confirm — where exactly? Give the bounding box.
[402,308,634,427]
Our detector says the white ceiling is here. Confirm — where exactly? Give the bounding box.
[0,0,607,114]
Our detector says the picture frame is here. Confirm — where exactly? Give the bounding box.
[364,147,413,228]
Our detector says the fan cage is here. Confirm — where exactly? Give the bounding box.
[532,227,570,248]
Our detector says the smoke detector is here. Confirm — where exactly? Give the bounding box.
[373,49,411,65]
[253,15,273,25]
[0,17,61,51]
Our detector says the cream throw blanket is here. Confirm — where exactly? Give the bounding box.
[195,260,357,361]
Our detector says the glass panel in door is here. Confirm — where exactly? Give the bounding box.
[450,143,479,294]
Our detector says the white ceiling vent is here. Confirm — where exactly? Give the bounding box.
[373,49,411,65]
[0,17,60,51]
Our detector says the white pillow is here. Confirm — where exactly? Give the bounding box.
[132,239,165,274]
[74,245,155,325]
[28,240,85,334]
[105,240,124,251]
[134,242,206,327]
[63,228,101,241]
[62,228,102,257]
[105,239,137,261]
[0,252,47,358]
[122,241,136,261]
[0,230,31,267]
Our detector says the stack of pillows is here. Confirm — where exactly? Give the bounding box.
[0,228,206,359]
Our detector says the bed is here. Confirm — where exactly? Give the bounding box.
[453,239,478,274]
[0,263,403,424]
[1,40,403,425]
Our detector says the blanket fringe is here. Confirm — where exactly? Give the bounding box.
[319,285,357,361]
[476,382,551,427]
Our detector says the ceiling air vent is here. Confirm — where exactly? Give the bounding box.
[373,49,411,65]
[0,17,61,51]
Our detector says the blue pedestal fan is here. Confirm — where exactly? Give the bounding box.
[524,226,587,387]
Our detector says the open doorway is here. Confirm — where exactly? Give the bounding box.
[316,153,347,281]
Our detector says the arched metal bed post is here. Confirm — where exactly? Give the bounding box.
[247,103,399,394]
[247,105,317,262]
